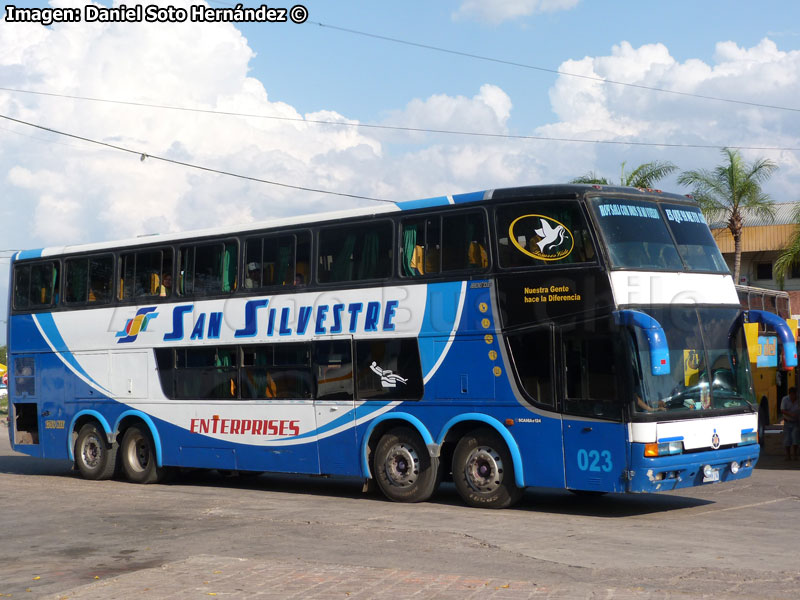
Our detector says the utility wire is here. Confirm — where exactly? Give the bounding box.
[312,21,800,114]
[0,114,397,204]
[1,86,798,151]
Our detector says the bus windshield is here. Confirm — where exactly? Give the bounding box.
[630,307,755,416]
[589,197,728,273]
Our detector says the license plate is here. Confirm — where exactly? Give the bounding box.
[703,469,720,483]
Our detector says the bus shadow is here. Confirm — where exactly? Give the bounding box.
[0,453,718,516]
[754,453,800,471]
[0,453,75,477]
[515,488,713,517]
[182,472,714,517]
[428,483,713,517]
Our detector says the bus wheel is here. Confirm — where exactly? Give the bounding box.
[74,423,117,481]
[452,429,522,509]
[120,425,166,484]
[758,400,769,446]
[374,427,439,503]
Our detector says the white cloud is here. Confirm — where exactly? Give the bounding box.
[536,39,800,192]
[454,0,581,25]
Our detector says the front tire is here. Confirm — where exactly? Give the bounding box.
[452,428,522,509]
[374,427,439,503]
[74,423,117,480]
[758,399,769,446]
[120,425,167,484]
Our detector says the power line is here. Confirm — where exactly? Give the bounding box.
[1,86,798,152]
[0,113,397,204]
[312,21,800,114]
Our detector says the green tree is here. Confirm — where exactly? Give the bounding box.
[774,205,800,286]
[678,148,777,284]
[0,344,6,366]
[570,160,678,189]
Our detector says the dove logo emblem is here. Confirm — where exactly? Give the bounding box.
[509,215,575,261]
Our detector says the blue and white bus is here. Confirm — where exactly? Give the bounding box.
[7,184,790,508]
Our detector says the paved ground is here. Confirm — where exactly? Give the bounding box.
[1,424,799,599]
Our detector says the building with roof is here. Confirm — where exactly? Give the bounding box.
[710,203,800,315]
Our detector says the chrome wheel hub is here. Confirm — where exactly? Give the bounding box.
[464,446,504,493]
[383,443,420,488]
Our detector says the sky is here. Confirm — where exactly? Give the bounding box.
[2,0,800,344]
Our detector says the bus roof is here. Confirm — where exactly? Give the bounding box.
[16,183,696,260]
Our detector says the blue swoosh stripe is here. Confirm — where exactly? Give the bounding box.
[34,312,111,394]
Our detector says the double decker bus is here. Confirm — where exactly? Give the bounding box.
[6,184,789,508]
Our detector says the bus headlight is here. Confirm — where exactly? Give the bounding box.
[730,461,740,474]
[739,432,758,445]
[702,464,715,479]
[644,441,684,457]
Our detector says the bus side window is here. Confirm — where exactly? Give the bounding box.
[441,212,487,272]
[314,340,354,400]
[400,217,441,277]
[561,319,622,420]
[319,221,392,284]
[506,327,554,407]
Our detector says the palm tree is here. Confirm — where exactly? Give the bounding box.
[774,204,800,286]
[678,148,777,284]
[570,160,678,189]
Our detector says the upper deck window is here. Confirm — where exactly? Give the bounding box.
[661,203,728,273]
[120,248,174,300]
[65,255,114,305]
[13,261,60,310]
[318,221,392,284]
[495,201,596,268]
[244,232,311,290]
[589,198,682,270]
[400,210,488,277]
[178,242,237,297]
[589,197,727,273]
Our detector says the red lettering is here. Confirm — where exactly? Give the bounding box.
[191,416,301,436]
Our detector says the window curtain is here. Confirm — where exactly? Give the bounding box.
[357,232,380,280]
[402,226,417,277]
[330,234,357,282]
[222,243,237,292]
[277,241,292,285]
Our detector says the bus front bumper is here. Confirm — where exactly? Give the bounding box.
[627,443,760,493]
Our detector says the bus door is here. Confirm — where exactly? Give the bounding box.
[559,320,628,493]
[10,354,43,456]
[314,338,357,475]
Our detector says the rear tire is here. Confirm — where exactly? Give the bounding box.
[452,428,522,509]
[374,427,439,503]
[74,423,117,481]
[120,425,168,484]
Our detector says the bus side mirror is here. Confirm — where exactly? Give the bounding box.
[614,310,671,376]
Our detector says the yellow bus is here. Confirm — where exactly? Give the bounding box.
[736,285,797,440]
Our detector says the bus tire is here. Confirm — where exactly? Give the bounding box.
[758,399,769,446]
[374,427,439,503]
[74,423,117,481]
[452,429,522,509]
[120,425,166,484]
